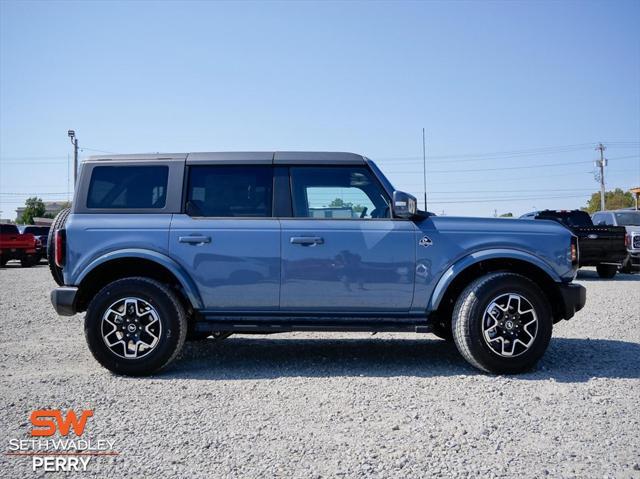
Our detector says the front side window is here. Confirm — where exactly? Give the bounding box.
[186,166,273,217]
[290,166,390,219]
[615,211,640,226]
[87,166,168,209]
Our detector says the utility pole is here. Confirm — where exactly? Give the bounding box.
[68,130,78,185]
[595,143,607,211]
[422,128,427,211]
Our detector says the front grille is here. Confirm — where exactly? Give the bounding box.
[633,234,640,249]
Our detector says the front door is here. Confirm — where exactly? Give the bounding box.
[170,165,280,311]
[280,165,416,312]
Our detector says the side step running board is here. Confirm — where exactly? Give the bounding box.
[194,318,433,334]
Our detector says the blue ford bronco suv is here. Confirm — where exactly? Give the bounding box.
[48,152,586,376]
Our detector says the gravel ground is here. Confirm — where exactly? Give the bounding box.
[1,264,639,478]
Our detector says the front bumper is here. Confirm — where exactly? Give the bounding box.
[558,283,586,321]
[50,287,78,316]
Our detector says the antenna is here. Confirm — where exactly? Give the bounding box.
[422,128,427,211]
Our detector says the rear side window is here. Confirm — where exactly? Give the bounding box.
[24,226,50,235]
[87,166,169,209]
[1,224,19,234]
[186,166,273,217]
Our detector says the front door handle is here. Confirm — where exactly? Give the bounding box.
[290,236,324,246]
[179,235,211,245]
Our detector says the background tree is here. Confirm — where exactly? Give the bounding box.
[584,188,634,213]
[328,197,365,213]
[499,212,514,217]
[18,197,47,224]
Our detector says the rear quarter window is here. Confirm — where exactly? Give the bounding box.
[1,224,19,234]
[87,166,169,209]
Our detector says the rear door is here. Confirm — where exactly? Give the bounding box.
[280,164,416,313]
[169,161,280,311]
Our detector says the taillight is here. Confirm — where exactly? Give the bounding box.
[55,230,66,268]
[570,236,579,265]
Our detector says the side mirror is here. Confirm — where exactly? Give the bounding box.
[392,191,418,219]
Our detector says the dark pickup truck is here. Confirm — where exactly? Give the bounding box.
[520,210,627,278]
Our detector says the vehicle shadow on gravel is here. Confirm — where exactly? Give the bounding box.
[576,270,640,281]
[161,336,640,383]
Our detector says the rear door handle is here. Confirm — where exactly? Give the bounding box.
[290,236,324,246]
[179,235,211,245]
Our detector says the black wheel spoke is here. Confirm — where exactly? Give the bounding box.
[482,293,538,358]
[100,297,161,359]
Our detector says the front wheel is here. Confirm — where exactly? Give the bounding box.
[85,277,187,376]
[452,272,552,374]
[596,264,617,279]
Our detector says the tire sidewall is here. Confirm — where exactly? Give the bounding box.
[85,279,184,375]
[458,274,552,374]
[596,264,617,279]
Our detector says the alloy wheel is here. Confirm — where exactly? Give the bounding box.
[482,293,538,358]
[101,297,162,359]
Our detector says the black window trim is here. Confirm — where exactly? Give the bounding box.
[179,163,411,221]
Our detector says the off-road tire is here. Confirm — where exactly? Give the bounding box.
[452,272,553,374]
[620,257,633,274]
[47,207,71,285]
[20,256,38,267]
[85,277,187,376]
[596,264,617,279]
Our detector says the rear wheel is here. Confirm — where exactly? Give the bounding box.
[619,257,633,274]
[21,256,38,267]
[596,264,617,279]
[85,277,187,376]
[452,272,552,374]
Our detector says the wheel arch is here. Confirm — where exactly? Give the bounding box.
[74,249,203,313]
[429,250,566,324]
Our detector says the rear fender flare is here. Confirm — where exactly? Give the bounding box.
[75,249,203,309]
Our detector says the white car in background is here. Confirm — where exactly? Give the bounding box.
[592,209,640,273]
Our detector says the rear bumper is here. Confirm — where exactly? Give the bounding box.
[50,287,78,316]
[558,283,586,320]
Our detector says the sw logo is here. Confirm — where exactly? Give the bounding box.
[30,409,94,437]
[29,410,94,472]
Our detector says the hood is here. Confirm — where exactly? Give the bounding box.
[419,215,572,236]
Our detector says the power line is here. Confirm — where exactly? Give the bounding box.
[429,194,589,205]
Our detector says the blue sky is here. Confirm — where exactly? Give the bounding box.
[1,0,638,219]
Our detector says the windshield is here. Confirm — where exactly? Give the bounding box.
[614,212,640,226]
[24,226,50,235]
[536,211,593,227]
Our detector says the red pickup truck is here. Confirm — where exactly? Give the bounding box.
[0,223,41,267]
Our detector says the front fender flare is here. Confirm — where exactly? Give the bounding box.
[74,249,204,310]
[428,248,562,311]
